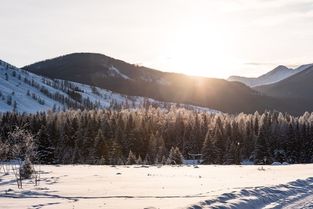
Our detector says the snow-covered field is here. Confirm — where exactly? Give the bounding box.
[1,164,313,209]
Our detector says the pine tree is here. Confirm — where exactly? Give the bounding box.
[285,123,297,163]
[6,95,12,106]
[254,124,271,164]
[167,147,183,165]
[36,125,55,164]
[13,100,17,112]
[143,154,151,165]
[94,130,107,162]
[201,131,217,164]
[107,140,123,165]
[161,155,167,165]
[136,155,143,164]
[213,127,225,164]
[126,150,137,165]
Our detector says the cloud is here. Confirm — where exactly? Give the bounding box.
[244,62,277,66]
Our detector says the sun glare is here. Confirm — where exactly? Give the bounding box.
[159,21,240,78]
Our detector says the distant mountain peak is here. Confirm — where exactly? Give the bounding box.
[270,65,290,72]
[228,64,310,87]
[255,64,313,101]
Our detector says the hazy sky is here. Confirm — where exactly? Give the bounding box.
[1,0,313,78]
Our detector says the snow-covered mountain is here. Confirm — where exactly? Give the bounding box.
[228,64,313,87]
[0,60,219,113]
[255,64,313,99]
[23,53,281,114]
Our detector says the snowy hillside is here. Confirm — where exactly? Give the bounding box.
[228,64,313,87]
[0,60,219,113]
[1,164,313,209]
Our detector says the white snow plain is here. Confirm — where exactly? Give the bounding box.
[1,164,313,209]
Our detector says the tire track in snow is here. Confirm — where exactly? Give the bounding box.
[187,177,313,209]
[283,194,313,209]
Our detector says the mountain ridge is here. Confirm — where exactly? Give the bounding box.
[255,65,313,99]
[0,59,218,113]
[22,52,281,114]
[228,64,313,87]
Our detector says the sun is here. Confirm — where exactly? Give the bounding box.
[159,21,240,79]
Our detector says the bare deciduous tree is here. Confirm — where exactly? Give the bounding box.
[8,127,36,189]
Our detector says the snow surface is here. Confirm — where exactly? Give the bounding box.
[0,67,69,113]
[1,164,313,209]
[108,66,130,79]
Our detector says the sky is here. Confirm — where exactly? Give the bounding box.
[1,0,313,79]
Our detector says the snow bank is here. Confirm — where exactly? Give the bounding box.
[1,164,313,209]
[188,177,313,209]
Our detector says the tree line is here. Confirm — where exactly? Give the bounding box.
[1,107,313,165]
